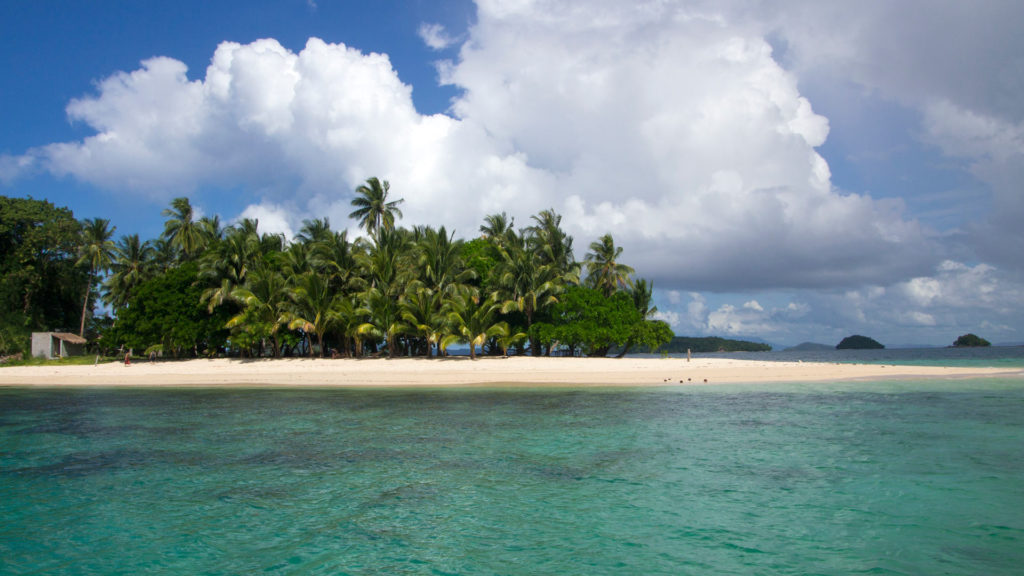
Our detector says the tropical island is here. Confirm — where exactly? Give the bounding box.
[836,335,885,349]
[953,333,991,347]
[628,336,771,354]
[1,182,672,362]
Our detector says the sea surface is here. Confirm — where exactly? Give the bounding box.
[2,374,1024,573]
[662,344,1024,369]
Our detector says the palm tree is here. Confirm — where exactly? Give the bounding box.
[198,224,256,313]
[281,242,312,279]
[446,291,508,360]
[162,197,204,260]
[496,326,528,357]
[76,218,116,336]
[297,217,332,246]
[353,227,413,356]
[492,234,563,355]
[311,230,362,295]
[349,177,404,236]
[333,295,367,357]
[149,238,177,273]
[399,286,447,357]
[286,271,340,357]
[357,286,405,357]
[103,234,154,310]
[584,233,634,297]
[226,268,290,357]
[480,212,516,247]
[629,278,657,319]
[528,209,579,284]
[199,215,223,246]
[418,226,475,298]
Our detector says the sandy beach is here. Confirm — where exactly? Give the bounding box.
[0,356,1019,387]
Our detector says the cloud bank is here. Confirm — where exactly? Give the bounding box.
[4,0,1021,344]
[5,2,937,292]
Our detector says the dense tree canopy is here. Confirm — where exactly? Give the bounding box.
[0,196,87,354]
[108,262,231,357]
[1,186,677,359]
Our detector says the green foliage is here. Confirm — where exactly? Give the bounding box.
[109,262,230,356]
[461,237,499,290]
[349,177,404,236]
[76,217,116,336]
[0,196,86,341]
[0,324,28,356]
[1,192,743,361]
[953,333,991,347]
[584,233,634,297]
[628,320,675,353]
[534,286,641,356]
[836,335,885,350]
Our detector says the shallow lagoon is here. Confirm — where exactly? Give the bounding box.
[2,380,1023,575]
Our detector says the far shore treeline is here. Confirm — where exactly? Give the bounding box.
[0,183,674,360]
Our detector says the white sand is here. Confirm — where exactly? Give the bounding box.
[0,356,1019,387]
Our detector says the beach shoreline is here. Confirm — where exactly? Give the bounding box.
[0,356,1019,388]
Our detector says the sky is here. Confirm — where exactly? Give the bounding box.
[2,0,1022,348]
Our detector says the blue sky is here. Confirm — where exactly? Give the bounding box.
[2,0,1022,347]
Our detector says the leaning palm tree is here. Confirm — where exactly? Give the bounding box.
[349,177,404,236]
[76,217,116,336]
[162,197,204,260]
[584,233,634,297]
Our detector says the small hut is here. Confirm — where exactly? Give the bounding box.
[31,332,87,359]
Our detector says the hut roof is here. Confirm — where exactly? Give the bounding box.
[51,332,87,344]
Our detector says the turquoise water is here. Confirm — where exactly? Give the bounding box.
[3,380,1024,575]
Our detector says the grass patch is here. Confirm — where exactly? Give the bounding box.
[1,355,120,367]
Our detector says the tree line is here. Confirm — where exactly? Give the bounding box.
[0,180,672,359]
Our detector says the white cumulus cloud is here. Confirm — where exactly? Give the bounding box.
[4,1,947,295]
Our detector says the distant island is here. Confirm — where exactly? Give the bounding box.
[836,335,885,350]
[785,342,833,352]
[629,336,771,354]
[953,333,991,347]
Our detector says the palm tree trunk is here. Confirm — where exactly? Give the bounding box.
[79,271,93,337]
